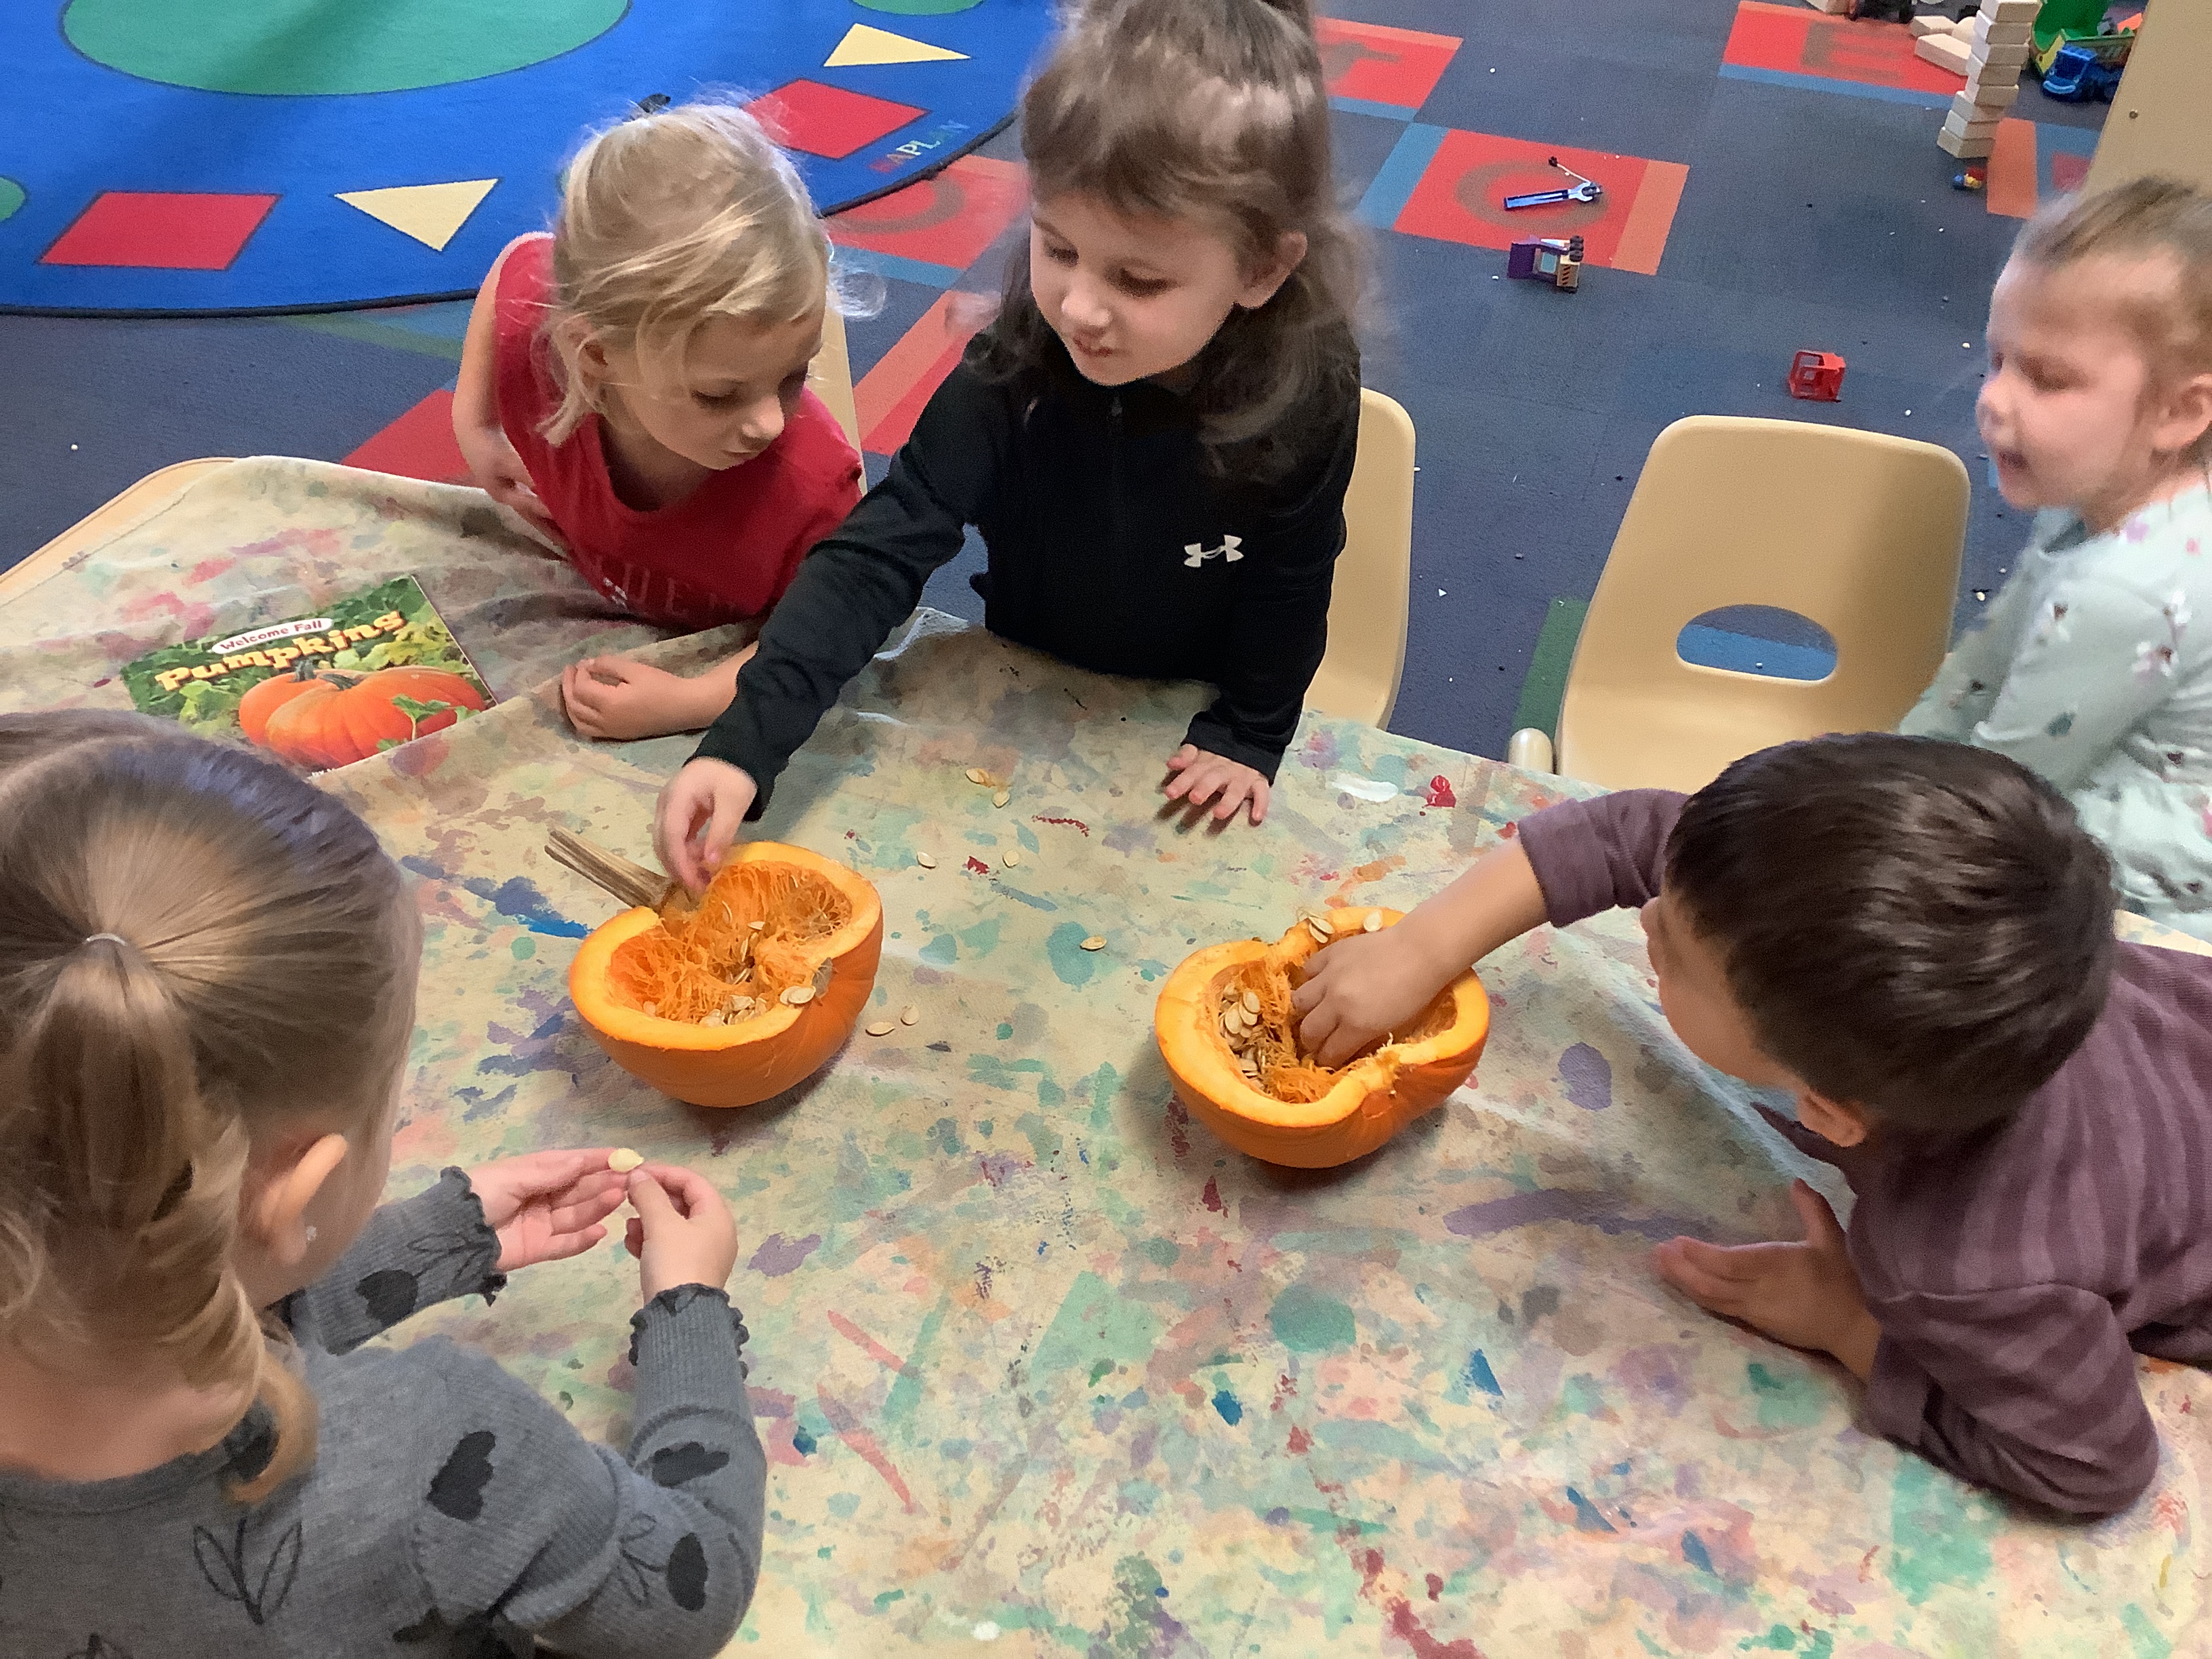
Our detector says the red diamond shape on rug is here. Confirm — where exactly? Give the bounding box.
[829,155,1028,270]
[1395,132,1687,276]
[1317,18,1460,110]
[747,80,925,161]
[41,191,279,270]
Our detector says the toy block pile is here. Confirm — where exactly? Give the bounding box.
[1914,0,2040,158]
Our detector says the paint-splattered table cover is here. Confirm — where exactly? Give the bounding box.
[6,459,2209,1658]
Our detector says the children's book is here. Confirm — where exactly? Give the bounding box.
[121,575,495,771]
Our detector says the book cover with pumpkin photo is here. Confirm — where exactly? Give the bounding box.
[121,575,494,772]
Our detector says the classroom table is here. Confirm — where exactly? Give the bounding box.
[5,458,2208,1657]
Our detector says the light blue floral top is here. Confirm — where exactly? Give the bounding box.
[1900,483,2212,930]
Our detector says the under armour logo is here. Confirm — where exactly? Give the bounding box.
[1183,535,1244,567]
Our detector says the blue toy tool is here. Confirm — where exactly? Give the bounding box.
[1502,157,1604,210]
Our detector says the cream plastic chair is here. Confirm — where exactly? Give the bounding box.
[807,306,861,453]
[1507,415,1969,792]
[1307,388,1415,728]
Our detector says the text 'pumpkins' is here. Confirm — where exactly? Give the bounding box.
[1155,909,1488,1168]
[571,843,883,1108]
[239,663,487,771]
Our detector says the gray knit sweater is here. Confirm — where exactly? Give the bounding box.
[0,1169,766,1658]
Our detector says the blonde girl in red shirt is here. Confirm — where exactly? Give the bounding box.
[453,100,863,741]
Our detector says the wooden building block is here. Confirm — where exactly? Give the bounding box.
[1943,109,2004,141]
[1940,127,1998,159]
[1911,13,1948,33]
[1953,87,2018,123]
[1965,56,2024,89]
[1978,0,2040,22]
[1917,32,1973,73]
[1971,39,2034,68]
[1972,14,2034,48]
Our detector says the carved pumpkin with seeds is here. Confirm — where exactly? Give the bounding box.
[1154,908,1489,1168]
[570,843,883,1108]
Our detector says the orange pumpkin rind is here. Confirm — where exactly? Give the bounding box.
[570,842,884,1108]
[1155,909,1490,1168]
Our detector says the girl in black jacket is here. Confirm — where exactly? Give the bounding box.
[655,0,1364,890]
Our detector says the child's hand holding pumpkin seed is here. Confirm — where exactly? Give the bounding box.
[623,1162,741,1301]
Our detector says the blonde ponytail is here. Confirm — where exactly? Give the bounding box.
[0,712,417,1501]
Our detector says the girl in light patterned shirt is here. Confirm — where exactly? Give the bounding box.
[1903,177,2212,932]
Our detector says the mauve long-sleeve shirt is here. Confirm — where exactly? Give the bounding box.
[1518,788,2212,1516]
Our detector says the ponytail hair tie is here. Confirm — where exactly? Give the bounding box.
[84,933,131,947]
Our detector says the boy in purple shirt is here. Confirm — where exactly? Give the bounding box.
[1294,733,2212,1516]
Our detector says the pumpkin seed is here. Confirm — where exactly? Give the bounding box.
[916,851,938,869]
[1305,912,1335,937]
[1080,935,1105,951]
[1002,849,1020,868]
[900,1004,920,1025]
[1306,922,1329,945]
[608,1147,645,1173]
[701,1010,726,1027]
[965,767,992,785]
[993,789,1011,808]
[642,1000,659,1017]
[865,1020,896,1037]
[1364,910,1384,933]
[813,960,835,996]
[750,919,766,932]
[780,985,816,1006]
[1242,989,1261,1015]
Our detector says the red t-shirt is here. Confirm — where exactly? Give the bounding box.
[492,234,863,630]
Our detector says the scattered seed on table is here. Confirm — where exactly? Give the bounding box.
[1364,911,1384,933]
[608,1147,644,1173]
[1080,935,1105,951]
[780,985,816,1006]
[993,790,1011,808]
[900,1004,920,1025]
[865,1020,895,1037]
[1003,849,1020,868]
[965,767,992,785]
[916,851,938,869]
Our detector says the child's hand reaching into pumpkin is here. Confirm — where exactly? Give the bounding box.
[465,1149,630,1273]
[655,756,758,895]
[1161,745,1270,827]
[1291,926,1459,1067]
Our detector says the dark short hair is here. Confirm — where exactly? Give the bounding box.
[1665,734,2116,1136]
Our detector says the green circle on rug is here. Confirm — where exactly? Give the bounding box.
[0,178,23,224]
[854,0,985,14]
[62,0,630,96]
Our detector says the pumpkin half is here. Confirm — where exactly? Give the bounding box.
[1155,909,1489,1168]
[570,843,883,1108]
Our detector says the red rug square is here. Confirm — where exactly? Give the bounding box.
[830,155,1029,271]
[41,191,279,270]
[344,388,472,485]
[1392,132,1688,276]
[1723,1,1964,96]
[747,80,926,161]
[855,292,992,456]
[1317,18,1460,110]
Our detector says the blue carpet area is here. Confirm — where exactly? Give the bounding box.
[0,0,2105,762]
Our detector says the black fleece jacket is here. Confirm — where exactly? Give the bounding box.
[691,325,1360,815]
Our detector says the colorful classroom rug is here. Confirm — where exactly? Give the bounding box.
[5,458,2209,1656]
[0,0,1052,316]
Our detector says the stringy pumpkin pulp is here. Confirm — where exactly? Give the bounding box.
[611,863,855,1025]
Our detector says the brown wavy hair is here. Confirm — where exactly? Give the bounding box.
[971,0,1362,480]
[0,712,418,1501]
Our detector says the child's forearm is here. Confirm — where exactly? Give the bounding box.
[1392,840,1550,977]
[676,644,756,731]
